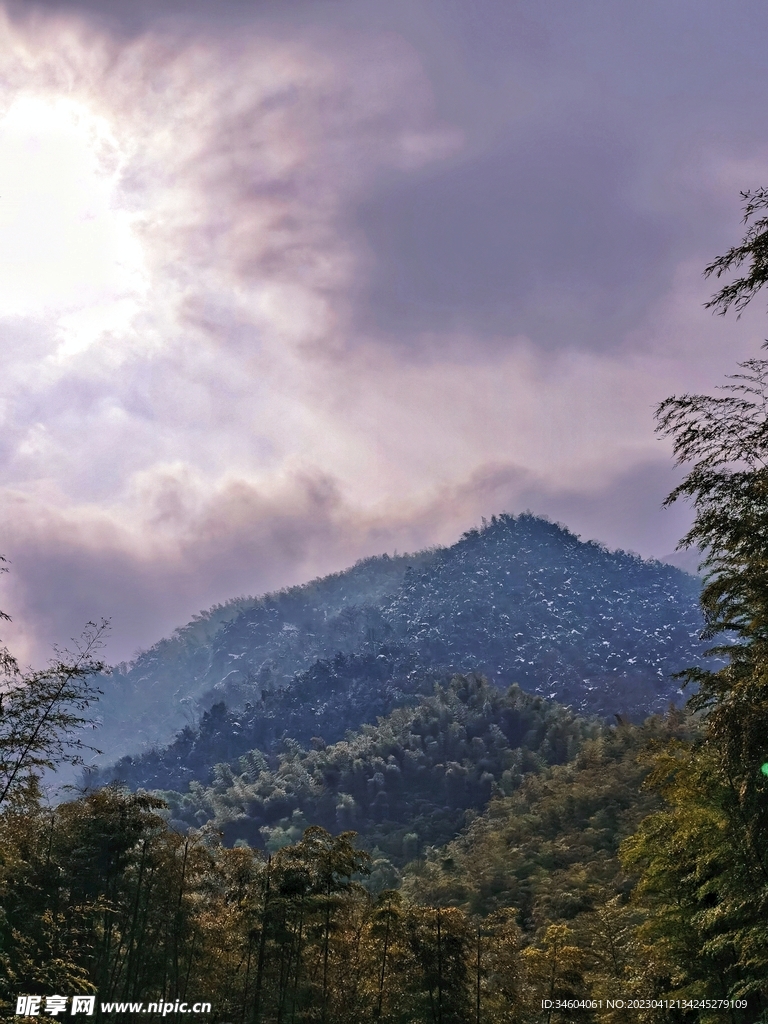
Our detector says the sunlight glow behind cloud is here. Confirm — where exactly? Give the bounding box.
[0,94,146,345]
[0,1,766,664]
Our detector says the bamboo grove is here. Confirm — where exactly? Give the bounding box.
[3,701,763,1024]
[0,782,610,1023]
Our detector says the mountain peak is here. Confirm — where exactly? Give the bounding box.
[88,513,706,792]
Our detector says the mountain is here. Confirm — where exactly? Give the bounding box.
[91,548,435,764]
[160,675,602,866]
[89,513,709,792]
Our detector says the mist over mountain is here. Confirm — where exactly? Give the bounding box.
[89,513,708,793]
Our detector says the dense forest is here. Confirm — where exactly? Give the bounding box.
[90,513,707,792]
[0,706,702,1024]
[4,198,768,1021]
[161,676,601,863]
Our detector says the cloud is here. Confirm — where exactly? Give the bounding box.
[1,0,768,666]
[0,8,457,658]
[356,125,676,348]
[0,468,350,664]
[0,452,692,668]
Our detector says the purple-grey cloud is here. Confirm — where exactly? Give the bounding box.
[1,0,768,668]
[356,127,674,348]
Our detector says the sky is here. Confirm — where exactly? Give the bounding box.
[2,0,768,665]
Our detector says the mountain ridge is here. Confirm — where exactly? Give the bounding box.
[88,513,709,792]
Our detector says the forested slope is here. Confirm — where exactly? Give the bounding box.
[4,707,727,1024]
[92,514,707,790]
[159,676,601,864]
[94,550,435,762]
[401,710,699,925]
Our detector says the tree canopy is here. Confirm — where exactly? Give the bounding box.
[705,188,768,316]
[633,201,768,1018]
[0,565,106,811]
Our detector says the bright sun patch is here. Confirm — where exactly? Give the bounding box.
[0,94,146,354]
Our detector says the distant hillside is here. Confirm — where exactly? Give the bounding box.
[90,514,708,787]
[92,549,435,762]
[159,676,602,867]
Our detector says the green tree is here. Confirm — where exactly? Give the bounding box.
[520,924,589,1024]
[704,188,768,315]
[0,615,107,810]
[405,905,472,1024]
[627,194,768,1019]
